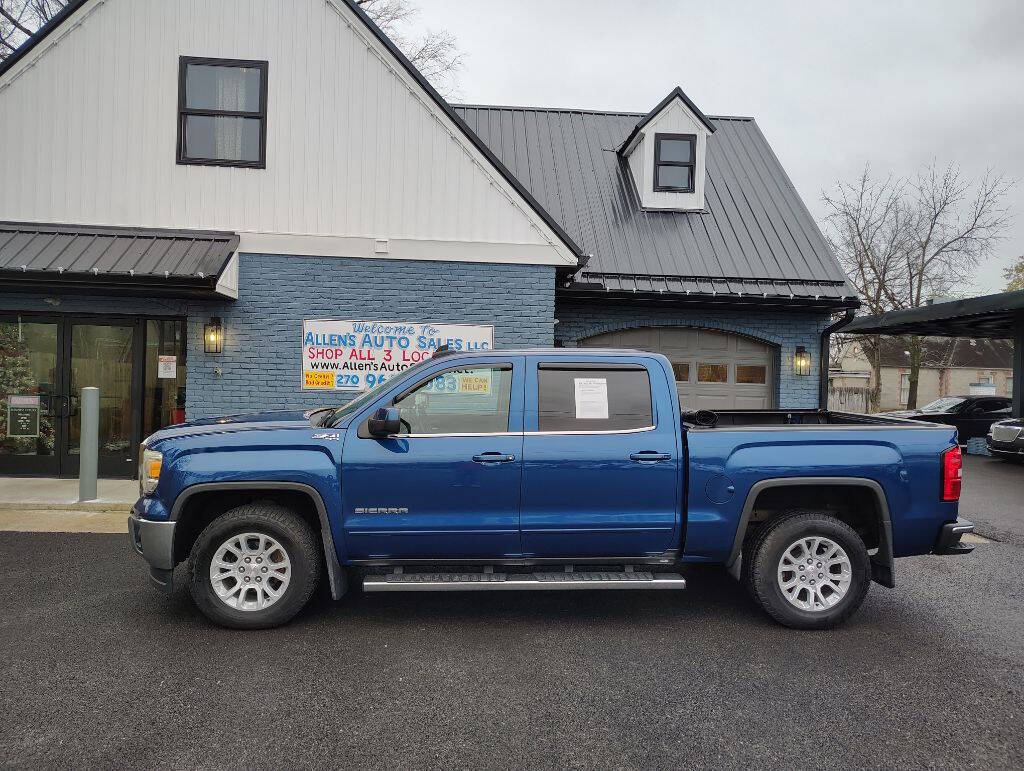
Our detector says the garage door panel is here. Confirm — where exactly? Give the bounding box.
[657,327,697,352]
[736,336,768,355]
[694,394,734,410]
[695,329,730,352]
[734,394,770,409]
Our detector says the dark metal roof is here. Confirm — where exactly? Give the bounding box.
[844,292,1024,339]
[617,86,717,154]
[0,221,239,298]
[453,104,857,307]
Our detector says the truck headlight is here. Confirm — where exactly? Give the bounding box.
[139,448,162,496]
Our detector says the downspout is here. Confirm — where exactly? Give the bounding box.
[819,309,856,409]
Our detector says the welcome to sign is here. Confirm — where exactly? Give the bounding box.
[301,319,494,391]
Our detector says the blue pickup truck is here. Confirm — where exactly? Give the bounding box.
[129,348,974,630]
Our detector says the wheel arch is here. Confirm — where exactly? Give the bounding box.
[727,477,895,588]
[170,481,346,599]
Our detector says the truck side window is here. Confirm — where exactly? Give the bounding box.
[537,366,653,432]
[393,366,513,435]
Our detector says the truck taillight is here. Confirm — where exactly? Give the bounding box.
[941,445,962,502]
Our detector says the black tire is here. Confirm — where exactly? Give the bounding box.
[188,501,321,630]
[745,510,871,630]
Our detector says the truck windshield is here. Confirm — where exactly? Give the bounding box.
[318,358,435,426]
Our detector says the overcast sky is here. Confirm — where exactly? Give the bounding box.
[413,0,1024,295]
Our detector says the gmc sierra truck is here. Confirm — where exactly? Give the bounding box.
[129,348,974,630]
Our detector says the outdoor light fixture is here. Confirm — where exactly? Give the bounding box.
[204,317,224,354]
[794,345,811,376]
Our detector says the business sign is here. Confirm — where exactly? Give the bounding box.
[6,395,40,438]
[301,320,494,391]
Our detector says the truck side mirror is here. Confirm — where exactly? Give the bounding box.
[367,406,401,437]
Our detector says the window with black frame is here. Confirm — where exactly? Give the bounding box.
[653,133,696,193]
[177,57,268,168]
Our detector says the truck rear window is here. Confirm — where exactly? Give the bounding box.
[537,366,653,432]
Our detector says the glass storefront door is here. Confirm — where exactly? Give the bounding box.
[0,313,187,479]
[61,319,141,478]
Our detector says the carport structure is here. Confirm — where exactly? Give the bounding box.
[843,289,1024,417]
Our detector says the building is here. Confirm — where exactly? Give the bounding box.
[832,337,1014,411]
[0,0,857,477]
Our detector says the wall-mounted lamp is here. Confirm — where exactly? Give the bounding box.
[794,345,811,376]
[204,316,224,354]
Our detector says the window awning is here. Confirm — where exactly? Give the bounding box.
[0,221,240,299]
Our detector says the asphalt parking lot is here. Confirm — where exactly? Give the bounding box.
[960,454,1024,546]
[1,527,1022,769]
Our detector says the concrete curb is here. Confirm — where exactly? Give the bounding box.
[0,508,129,533]
[0,502,132,513]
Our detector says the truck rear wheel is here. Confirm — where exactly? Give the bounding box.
[746,511,871,630]
[188,501,321,630]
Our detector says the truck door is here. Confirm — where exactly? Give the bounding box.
[341,358,524,559]
[520,357,681,558]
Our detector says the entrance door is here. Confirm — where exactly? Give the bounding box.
[1,313,150,478]
[61,319,141,478]
[0,315,63,476]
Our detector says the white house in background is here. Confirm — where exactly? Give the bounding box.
[832,337,1015,411]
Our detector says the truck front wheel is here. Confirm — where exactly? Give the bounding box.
[188,501,322,630]
[746,511,871,630]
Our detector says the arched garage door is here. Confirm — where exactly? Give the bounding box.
[580,327,776,410]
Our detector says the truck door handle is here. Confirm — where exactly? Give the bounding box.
[472,452,516,464]
[630,452,672,462]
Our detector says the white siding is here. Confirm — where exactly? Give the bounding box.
[624,97,709,212]
[0,0,575,266]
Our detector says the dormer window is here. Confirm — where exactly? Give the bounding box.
[653,133,695,193]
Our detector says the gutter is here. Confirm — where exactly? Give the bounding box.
[819,309,856,408]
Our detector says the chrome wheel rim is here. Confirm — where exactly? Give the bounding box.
[777,536,852,612]
[209,532,291,612]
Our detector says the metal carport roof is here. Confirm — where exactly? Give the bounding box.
[844,291,1024,417]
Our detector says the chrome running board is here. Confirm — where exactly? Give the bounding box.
[362,569,686,592]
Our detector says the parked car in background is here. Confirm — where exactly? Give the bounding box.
[882,395,1012,441]
[987,418,1024,462]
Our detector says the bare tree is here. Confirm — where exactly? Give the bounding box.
[824,162,1012,410]
[2,0,464,96]
[823,166,912,410]
[1,1,65,57]
[355,0,462,96]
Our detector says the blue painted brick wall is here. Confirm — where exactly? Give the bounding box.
[2,255,555,419]
[190,255,555,417]
[554,300,834,408]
